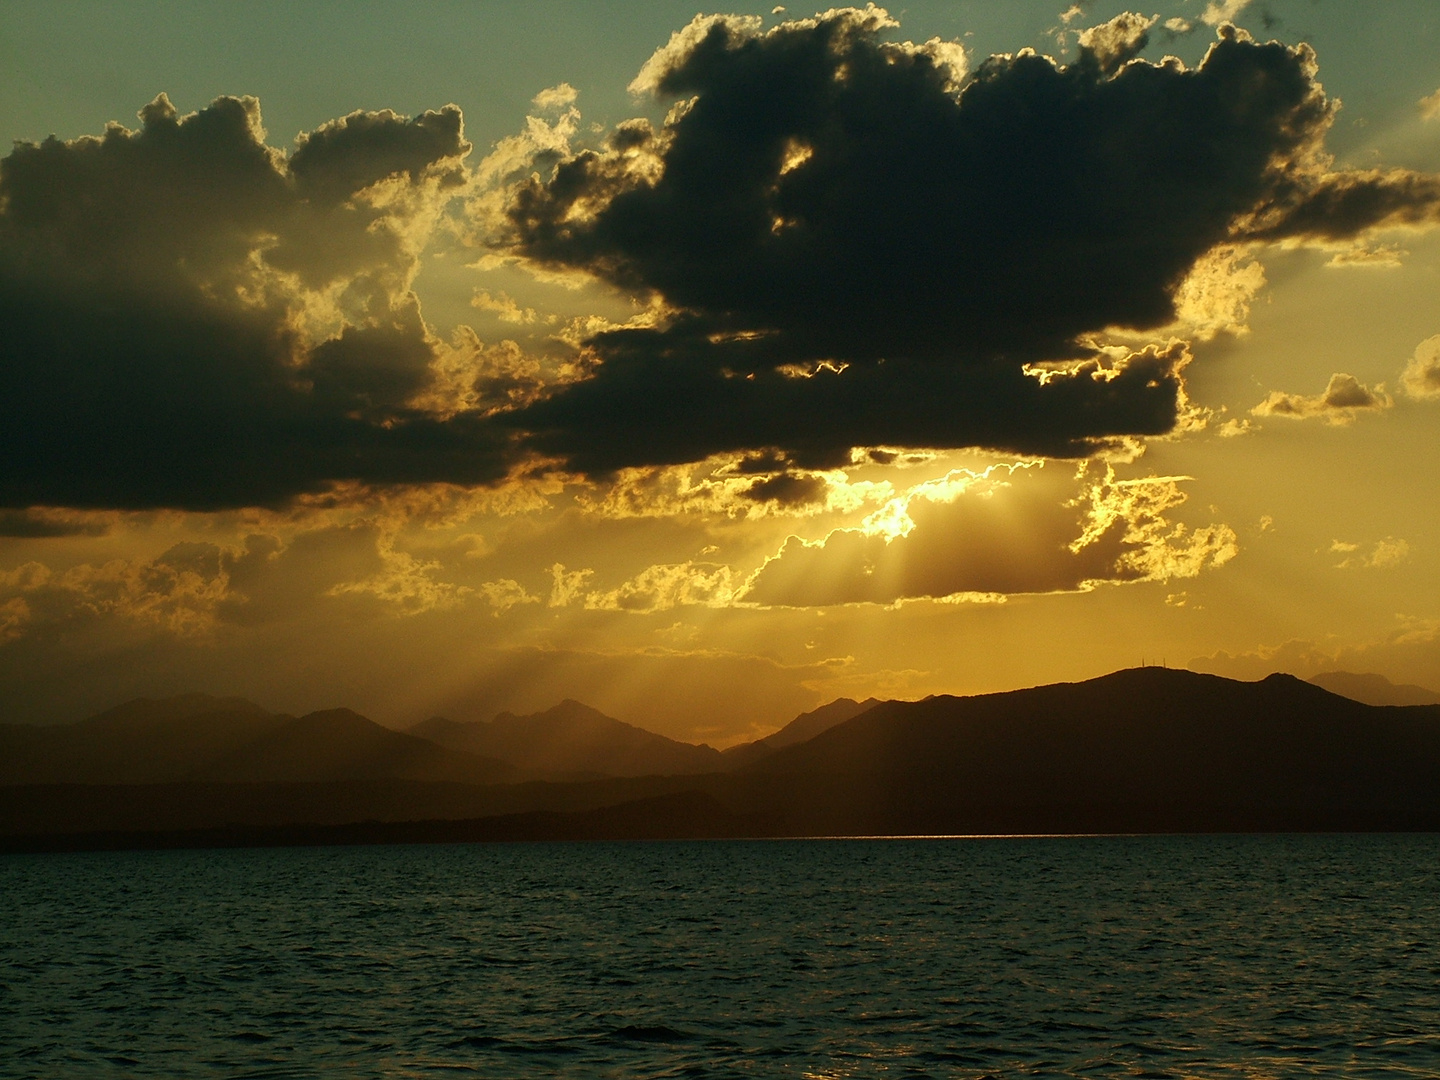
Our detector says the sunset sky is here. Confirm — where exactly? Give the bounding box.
[3,0,1439,743]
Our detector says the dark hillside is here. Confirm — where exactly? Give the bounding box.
[721,697,880,768]
[7,669,1440,848]
[734,668,1440,833]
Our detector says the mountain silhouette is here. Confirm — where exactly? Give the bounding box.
[721,697,880,768]
[410,699,723,779]
[1307,670,1440,707]
[0,695,514,786]
[7,668,1440,849]
[729,668,1440,834]
[188,709,517,784]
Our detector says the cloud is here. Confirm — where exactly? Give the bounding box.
[532,83,579,112]
[1170,246,1267,339]
[1076,12,1155,76]
[1421,89,1440,121]
[583,561,739,613]
[0,542,232,639]
[326,545,538,614]
[10,15,1440,515]
[497,12,1440,476]
[472,289,539,324]
[1401,335,1440,399]
[1200,0,1253,28]
[286,104,469,213]
[1323,242,1407,269]
[0,532,859,736]
[1192,617,1440,689]
[0,508,563,648]
[1242,168,1440,245]
[0,94,518,511]
[326,544,478,614]
[1251,373,1392,424]
[1331,537,1409,570]
[740,462,1236,607]
[0,509,112,538]
[548,563,594,607]
[471,86,581,193]
[572,456,891,520]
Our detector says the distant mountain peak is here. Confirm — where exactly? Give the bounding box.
[1308,671,1440,707]
[721,695,884,766]
[517,699,616,723]
[410,700,722,779]
[82,692,273,730]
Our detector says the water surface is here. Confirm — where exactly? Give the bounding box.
[3,835,1438,1077]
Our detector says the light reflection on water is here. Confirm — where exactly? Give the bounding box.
[2,835,1438,1078]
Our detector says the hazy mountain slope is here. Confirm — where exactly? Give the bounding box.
[81,692,273,729]
[9,669,1440,845]
[722,697,881,768]
[411,700,724,778]
[0,696,514,786]
[1308,671,1440,707]
[0,696,288,784]
[193,709,516,783]
[733,668,1440,834]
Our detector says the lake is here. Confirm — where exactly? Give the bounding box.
[3,835,1438,1077]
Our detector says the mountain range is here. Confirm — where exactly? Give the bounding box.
[409,700,724,779]
[0,693,867,787]
[0,693,516,786]
[1307,670,1440,707]
[3,669,1439,849]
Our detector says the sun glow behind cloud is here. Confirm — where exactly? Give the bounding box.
[3,2,1440,734]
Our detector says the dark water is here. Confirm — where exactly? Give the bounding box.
[3,836,1439,1078]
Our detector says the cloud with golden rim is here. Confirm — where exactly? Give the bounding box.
[1193,616,1440,689]
[1330,538,1410,571]
[729,462,1235,608]
[0,543,233,641]
[1420,88,1440,122]
[495,12,1440,478]
[1251,373,1392,424]
[1200,0,1253,28]
[1401,335,1440,400]
[7,11,1440,517]
[0,94,517,511]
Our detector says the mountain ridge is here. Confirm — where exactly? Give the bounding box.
[1307,670,1440,707]
[409,699,726,779]
[0,700,516,786]
[7,667,1440,847]
[726,668,1440,835]
[721,697,880,768]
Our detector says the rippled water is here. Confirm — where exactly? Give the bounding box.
[3,835,1439,1078]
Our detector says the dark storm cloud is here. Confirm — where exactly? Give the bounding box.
[500,11,1440,474]
[742,472,829,506]
[9,14,1440,514]
[1242,169,1440,243]
[0,94,509,511]
[288,106,469,206]
[1,95,286,289]
[0,510,109,539]
[513,327,1187,471]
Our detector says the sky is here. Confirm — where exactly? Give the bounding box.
[2,0,1439,743]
